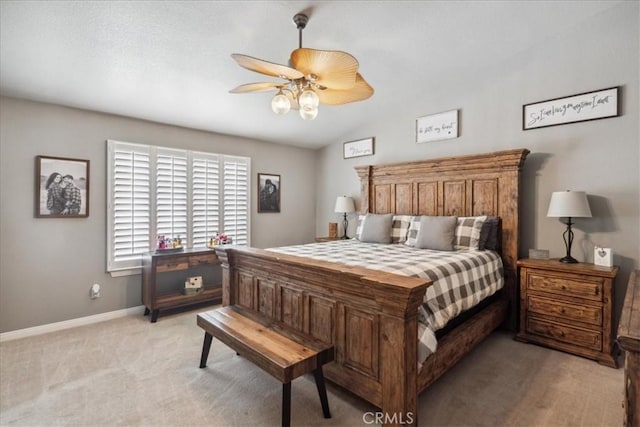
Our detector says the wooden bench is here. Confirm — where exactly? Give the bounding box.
[197,306,334,427]
[617,269,640,427]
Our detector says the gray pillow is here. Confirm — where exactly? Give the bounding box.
[479,216,500,250]
[415,216,457,251]
[359,213,393,243]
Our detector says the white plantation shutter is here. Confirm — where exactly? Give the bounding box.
[223,156,249,246]
[107,140,250,273]
[156,149,188,246]
[107,141,151,271]
[191,153,220,248]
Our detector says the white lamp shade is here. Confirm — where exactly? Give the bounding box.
[547,191,592,218]
[334,196,355,213]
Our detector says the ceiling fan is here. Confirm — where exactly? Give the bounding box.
[229,13,374,120]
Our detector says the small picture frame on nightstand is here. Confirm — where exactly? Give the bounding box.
[594,247,613,267]
[529,249,550,260]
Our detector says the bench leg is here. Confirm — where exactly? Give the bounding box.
[282,382,291,427]
[313,366,331,419]
[199,332,213,368]
[151,309,159,323]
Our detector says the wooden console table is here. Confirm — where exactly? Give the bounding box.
[142,248,222,322]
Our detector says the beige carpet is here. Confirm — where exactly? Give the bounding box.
[0,305,624,426]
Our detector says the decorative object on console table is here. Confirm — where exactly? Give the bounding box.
[258,173,281,213]
[546,190,592,263]
[334,196,355,239]
[516,258,618,368]
[35,155,89,218]
[142,248,222,323]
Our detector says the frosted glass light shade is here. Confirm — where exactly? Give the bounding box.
[547,191,592,217]
[334,196,355,213]
[299,106,318,120]
[298,89,319,109]
[271,92,291,114]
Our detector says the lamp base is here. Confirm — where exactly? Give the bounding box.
[559,255,578,264]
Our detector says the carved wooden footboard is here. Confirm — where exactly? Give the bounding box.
[215,149,529,426]
[215,246,430,420]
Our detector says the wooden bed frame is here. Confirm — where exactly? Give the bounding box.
[215,148,529,426]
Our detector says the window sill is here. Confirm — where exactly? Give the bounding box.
[109,267,142,278]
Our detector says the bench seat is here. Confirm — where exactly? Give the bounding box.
[197,305,334,426]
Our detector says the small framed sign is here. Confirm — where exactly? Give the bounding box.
[416,109,459,143]
[523,86,619,130]
[594,247,613,267]
[343,137,374,159]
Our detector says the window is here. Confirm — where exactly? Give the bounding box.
[107,140,250,274]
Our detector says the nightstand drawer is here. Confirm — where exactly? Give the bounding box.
[527,272,602,302]
[528,295,602,326]
[527,317,602,351]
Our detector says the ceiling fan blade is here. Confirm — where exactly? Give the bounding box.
[229,82,285,94]
[290,48,359,90]
[231,54,304,80]
[317,73,374,105]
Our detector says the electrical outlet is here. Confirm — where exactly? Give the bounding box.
[90,283,101,299]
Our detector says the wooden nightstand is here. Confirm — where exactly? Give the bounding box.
[516,258,618,368]
[315,237,341,242]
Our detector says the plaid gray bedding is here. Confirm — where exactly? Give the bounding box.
[268,240,504,362]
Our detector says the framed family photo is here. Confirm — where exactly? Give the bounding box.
[257,173,280,213]
[35,155,90,218]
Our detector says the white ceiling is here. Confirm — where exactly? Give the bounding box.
[0,1,624,149]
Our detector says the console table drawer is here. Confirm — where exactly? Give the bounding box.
[156,257,190,272]
[190,253,218,266]
[527,317,602,351]
[528,295,602,326]
[527,272,602,302]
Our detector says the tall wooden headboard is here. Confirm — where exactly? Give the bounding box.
[355,148,530,329]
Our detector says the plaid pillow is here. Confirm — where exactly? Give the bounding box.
[391,215,413,243]
[454,216,488,250]
[404,216,421,247]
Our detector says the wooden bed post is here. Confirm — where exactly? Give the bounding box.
[379,311,420,425]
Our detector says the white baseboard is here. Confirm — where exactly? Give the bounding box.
[0,305,146,342]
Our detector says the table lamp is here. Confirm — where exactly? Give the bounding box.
[334,196,355,239]
[547,190,592,263]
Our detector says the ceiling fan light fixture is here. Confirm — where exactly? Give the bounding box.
[271,90,291,115]
[230,12,373,121]
[298,88,319,109]
[299,105,318,120]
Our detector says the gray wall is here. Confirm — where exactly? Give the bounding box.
[0,97,317,333]
[315,3,639,319]
[1,2,638,334]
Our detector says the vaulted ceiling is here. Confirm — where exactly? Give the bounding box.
[0,1,623,148]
